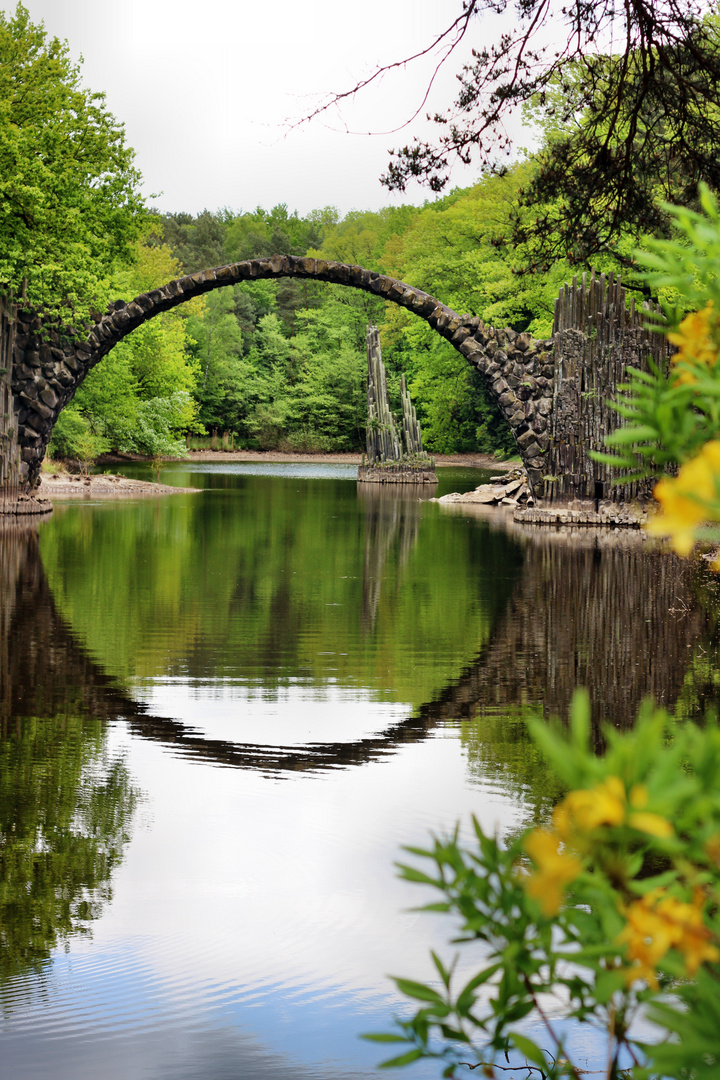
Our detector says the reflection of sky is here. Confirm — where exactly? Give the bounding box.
[0,712,525,1080]
[175,462,360,480]
[130,678,412,746]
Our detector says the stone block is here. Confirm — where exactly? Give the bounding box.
[450,327,471,348]
[517,428,536,451]
[29,399,52,420]
[26,411,47,432]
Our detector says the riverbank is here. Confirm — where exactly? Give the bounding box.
[37,451,511,502]
[98,449,517,469]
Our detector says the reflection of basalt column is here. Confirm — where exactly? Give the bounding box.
[417,533,707,733]
[358,484,423,632]
[0,524,122,724]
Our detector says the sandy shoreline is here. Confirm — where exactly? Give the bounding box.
[37,451,512,501]
[37,473,201,499]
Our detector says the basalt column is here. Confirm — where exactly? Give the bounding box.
[540,272,668,506]
[0,297,51,515]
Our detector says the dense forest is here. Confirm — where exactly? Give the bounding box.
[48,170,643,462]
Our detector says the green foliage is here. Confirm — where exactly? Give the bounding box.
[638,184,720,319]
[594,187,720,486]
[49,241,202,462]
[592,357,720,481]
[369,694,720,1079]
[154,186,563,457]
[0,3,146,318]
[50,405,109,467]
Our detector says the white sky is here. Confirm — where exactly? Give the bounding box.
[9,0,523,219]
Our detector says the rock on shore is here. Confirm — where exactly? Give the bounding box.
[433,468,534,507]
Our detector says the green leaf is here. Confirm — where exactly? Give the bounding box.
[393,978,446,1005]
[606,424,659,445]
[398,866,440,886]
[379,1048,424,1068]
[456,963,502,1013]
[431,950,453,988]
[510,1032,549,1070]
[594,968,627,1005]
[362,1033,411,1044]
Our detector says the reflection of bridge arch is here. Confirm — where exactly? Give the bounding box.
[2,521,713,778]
[7,257,553,490]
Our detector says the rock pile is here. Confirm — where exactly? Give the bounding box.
[434,468,535,507]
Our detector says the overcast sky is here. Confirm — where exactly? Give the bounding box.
[8,0,525,219]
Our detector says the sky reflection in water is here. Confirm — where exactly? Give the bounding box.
[1,463,716,1079]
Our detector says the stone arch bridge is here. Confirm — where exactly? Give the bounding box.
[0,256,665,510]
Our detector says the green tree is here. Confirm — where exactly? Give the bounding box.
[377,169,568,453]
[186,288,268,437]
[0,3,146,317]
[286,303,367,450]
[49,241,202,459]
[312,2,720,266]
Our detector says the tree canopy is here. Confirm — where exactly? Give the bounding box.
[313,0,720,266]
[0,3,146,317]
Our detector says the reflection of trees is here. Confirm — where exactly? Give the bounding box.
[1,514,715,811]
[0,524,138,989]
[358,483,428,632]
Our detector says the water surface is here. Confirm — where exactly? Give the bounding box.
[1,463,718,1079]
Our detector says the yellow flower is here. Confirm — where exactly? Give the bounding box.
[619,889,719,987]
[523,828,582,916]
[626,811,674,838]
[551,776,674,846]
[553,776,626,839]
[646,441,720,557]
[668,302,720,383]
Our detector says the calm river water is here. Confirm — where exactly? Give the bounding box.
[1,462,719,1080]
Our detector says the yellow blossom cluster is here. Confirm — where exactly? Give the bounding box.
[668,302,720,383]
[522,776,720,986]
[552,776,673,843]
[523,828,582,916]
[618,889,719,988]
[646,440,720,561]
[522,776,673,915]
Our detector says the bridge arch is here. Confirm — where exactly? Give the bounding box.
[9,255,554,490]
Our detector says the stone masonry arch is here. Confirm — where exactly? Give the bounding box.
[1,258,664,507]
[5,255,554,492]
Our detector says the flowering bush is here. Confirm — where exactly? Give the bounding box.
[594,184,720,559]
[367,695,720,1078]
[369,190,720,1078]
